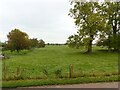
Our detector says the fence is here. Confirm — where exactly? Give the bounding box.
[2,62,119,81]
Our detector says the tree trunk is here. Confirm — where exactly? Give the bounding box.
[87,39,92,53]
[108,45,111,52]
[17,49,19,53]
[87,35,93,53]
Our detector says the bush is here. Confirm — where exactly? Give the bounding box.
[38,39,45,48]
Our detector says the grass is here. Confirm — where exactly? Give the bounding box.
[2,75,118,88]
[2,45,119,88]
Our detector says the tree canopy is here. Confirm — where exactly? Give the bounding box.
[38,39,45,48]
[7,29,31,52]
[98,2,120,51]
[67,1,120,53]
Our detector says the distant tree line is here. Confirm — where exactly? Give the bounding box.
[2,29,45,52]
[67,1,120,53]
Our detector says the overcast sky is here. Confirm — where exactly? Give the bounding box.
[0,0,78,43]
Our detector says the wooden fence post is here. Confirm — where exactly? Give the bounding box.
[69,64,73,78]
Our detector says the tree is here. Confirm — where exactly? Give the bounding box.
[1,41,9,51]
[7,29,31,52]
[30,38,39,48]
[97,33,120,51]
[67,35,83,49]
[96,2,120,51]
[38,39,45,48]
[68,2,107,53]
[105,2,120,51]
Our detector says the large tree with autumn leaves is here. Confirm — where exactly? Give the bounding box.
[7,29,31,52]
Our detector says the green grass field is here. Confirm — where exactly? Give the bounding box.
[2,45,119,88]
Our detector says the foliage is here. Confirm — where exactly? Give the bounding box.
[30,38,39,48]
[96,2,120,51]
[67,35,83,49]
[68,1,120,53]
[4,29,46,51]
[96,38,108,47]
[97,33,120,51]
[30,39,45,48]
[68,2,108,53]
[6,29,31,52]
[38,39,45,48]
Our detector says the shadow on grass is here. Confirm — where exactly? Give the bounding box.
[97,49,119,53]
